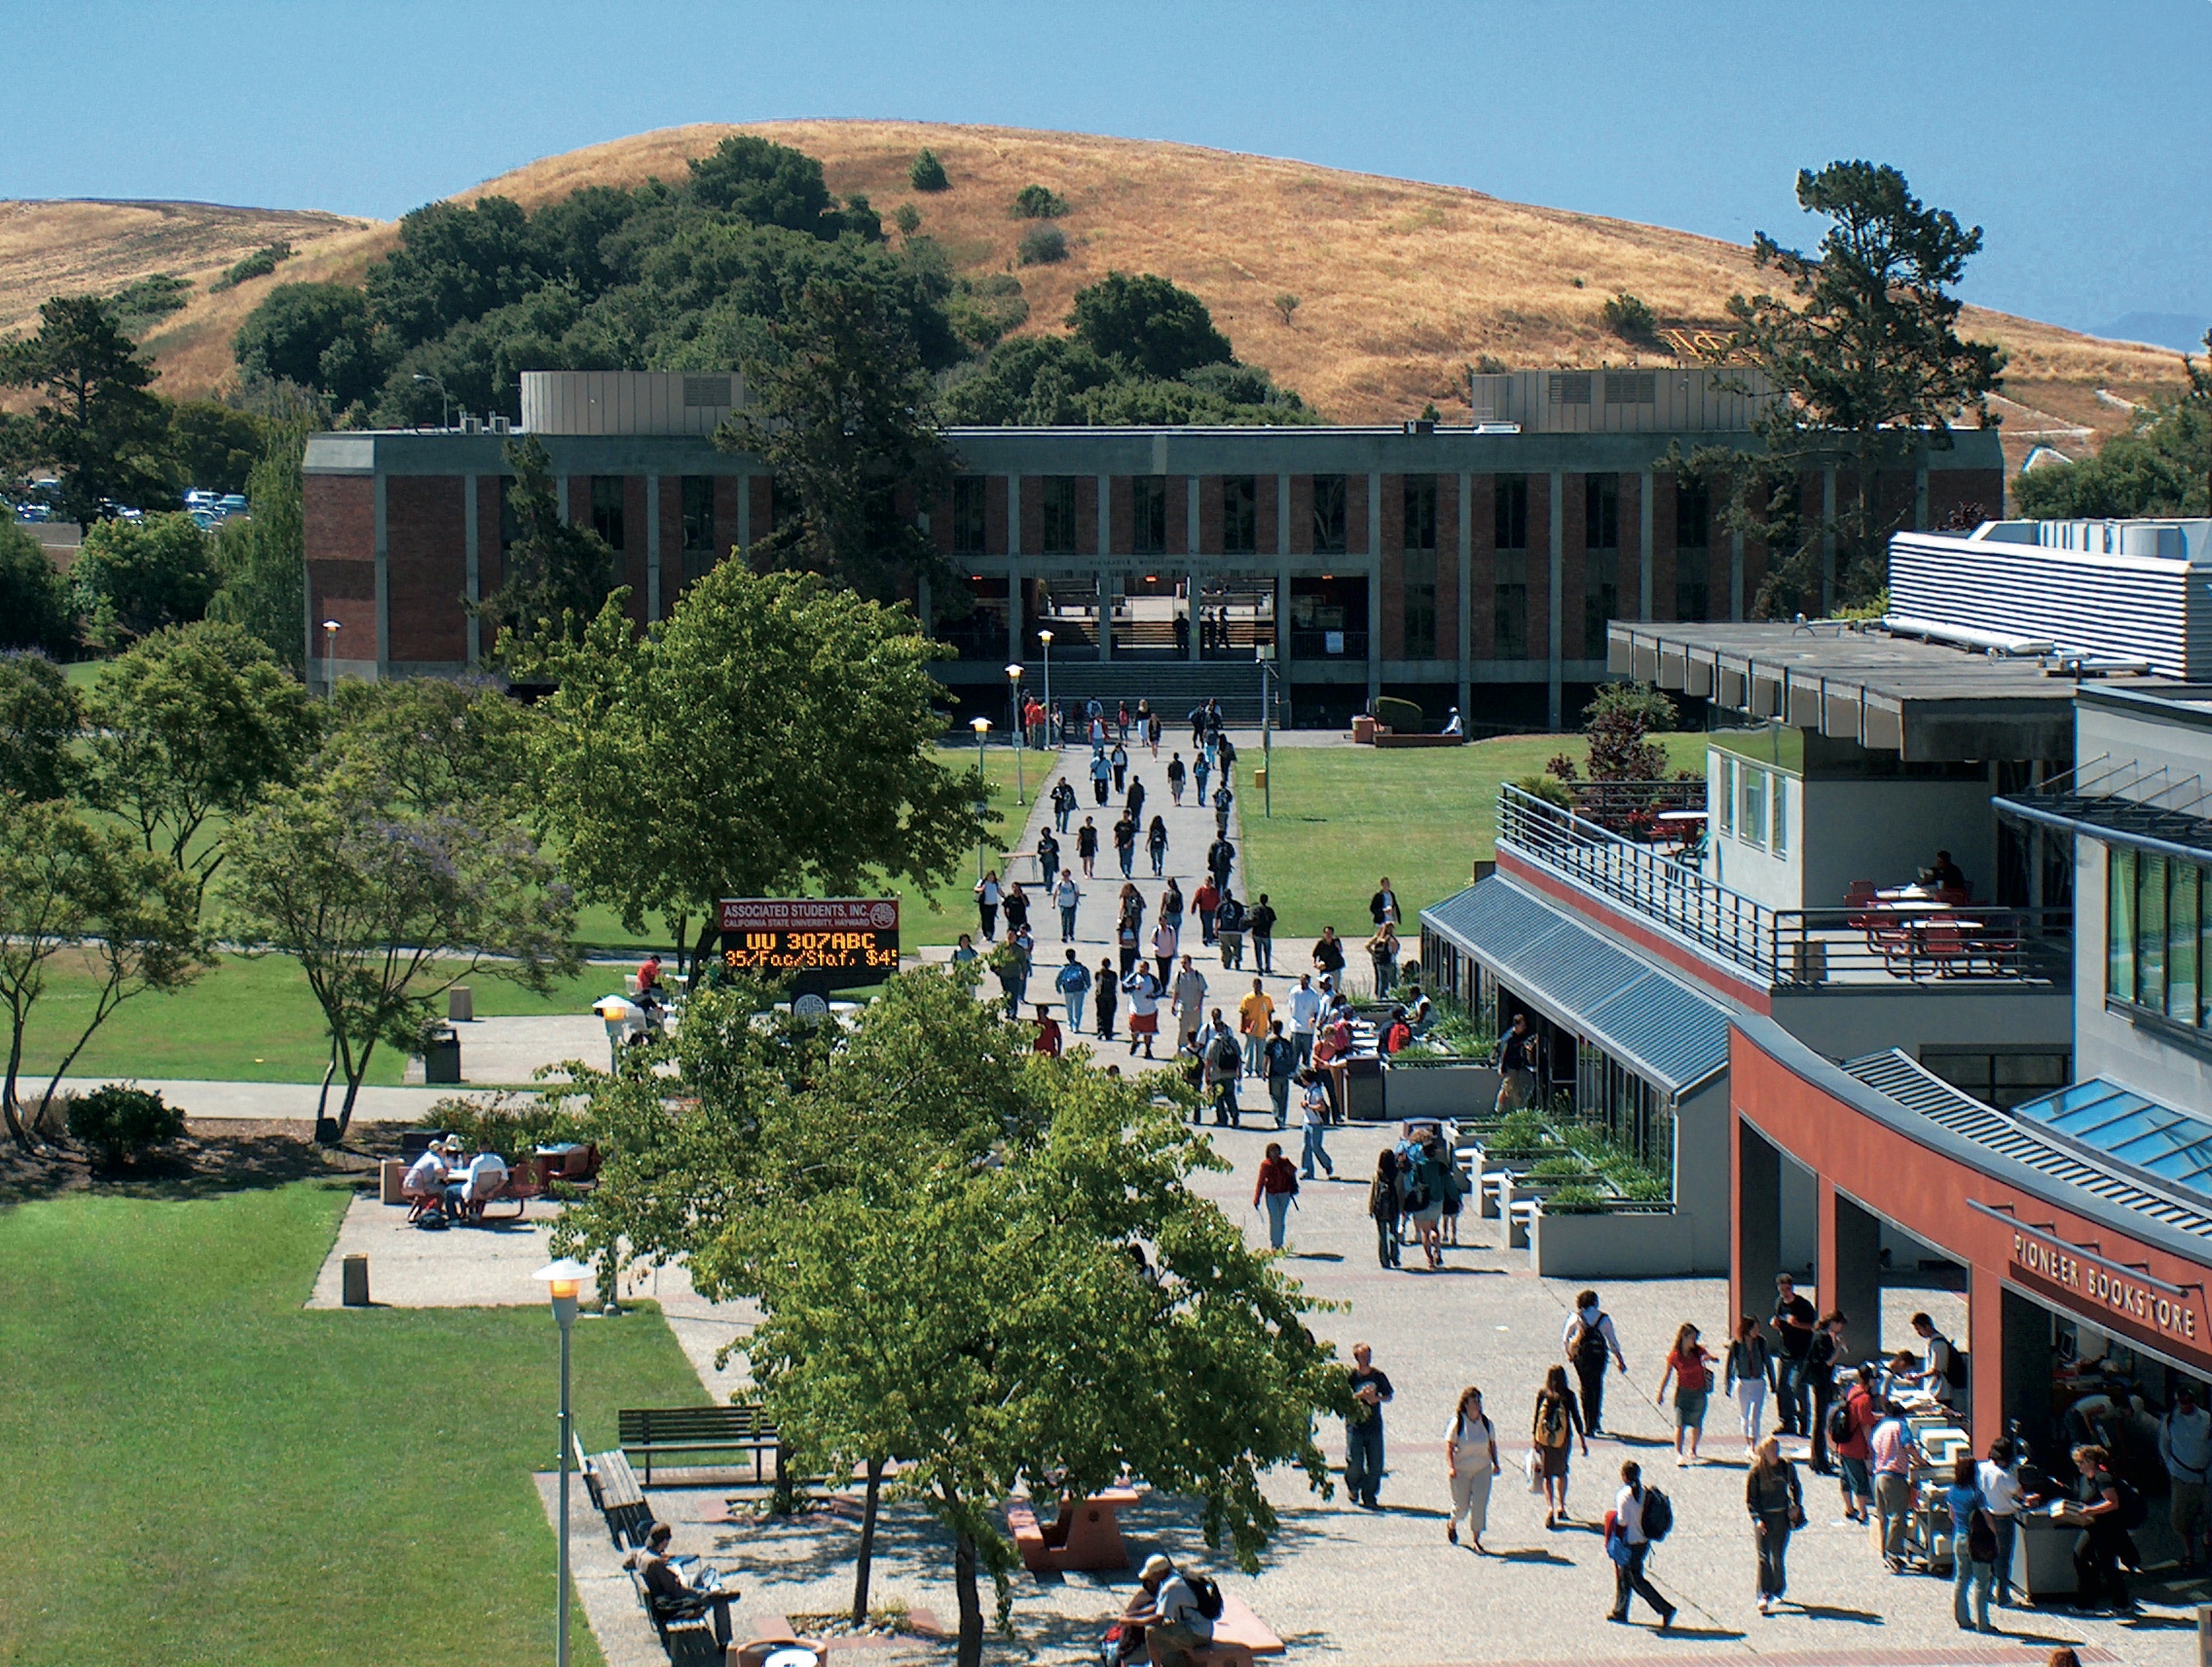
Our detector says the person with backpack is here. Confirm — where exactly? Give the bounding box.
[1806,1311,1846,1475]
[1944,1453,1999,1632]
[1367,1150,1404,1269]
[1656,1321,1715,1465]
[1295,1068,1334,1179]
[1126,1554,1217,1667]
[1054,871,1082,944]
[1121,964,1161,1058]
[1192,749,1212,806]
[1444,1385,1500,1552]
[2160,1381,2212,1570]
[1214,891,1246,970]
[1262,1020,1298,1129]
[1725,1314,1774,1456]
[1907,1311,1966,1412]
[1746,1434,1804,1614]
[1252,1141,1299,1249]
[1051,775,1077,833]
[2063,1443,2138,1613]
[1146,813,1169,877]
[1247,893,1276,975]
[1405,1135,1456,1270]
[1090,748,1113,805]
[1202,1011,1243,1126]
[1831,1363,1879,1525]
[1565,1291,1629,1436]
[1092,956,1119,1043]
[1053,949,1091,1032]
[1605,1460,1677,1629]
[1531,1364,1589,1528]
[1110,740,1129,795]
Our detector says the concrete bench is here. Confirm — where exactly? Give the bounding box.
[1507,1196,1542,1250]
[1007,1489,1139,1574]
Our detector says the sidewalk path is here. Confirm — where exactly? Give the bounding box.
[45,1076,456,1124]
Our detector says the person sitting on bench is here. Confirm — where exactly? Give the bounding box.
[455,1146,508,1223]
[631,1522,737,1647]
[1125,1554,1212,1667]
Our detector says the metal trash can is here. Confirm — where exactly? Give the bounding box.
[342,1254,370,1307]
[423,1027,462,1086]
[1345,1055,1386,1121]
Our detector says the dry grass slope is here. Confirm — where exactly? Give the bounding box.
[3,120,2189,441]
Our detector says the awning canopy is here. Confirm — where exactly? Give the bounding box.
[1421,876,1732,1097]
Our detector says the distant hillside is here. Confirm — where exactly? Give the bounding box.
[3,121,2189,459]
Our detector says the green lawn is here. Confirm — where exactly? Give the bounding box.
[17,953,630,1087]
[1235,731,1709,939]
[0,1181,706,1666]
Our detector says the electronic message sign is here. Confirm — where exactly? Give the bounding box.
[718,898,901,985]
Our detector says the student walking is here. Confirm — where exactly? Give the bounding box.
[1054,871,1082,942]
[1295,1069,1334,1178]
[1160,877,1185,942]
[1151,919,1179,988]
[1211,782,1234,837]
[1002,881,1030,940]
[1110,742,1129,794]
[1192,750,1211,805]
[1238,978,1273,1077]
[1605,1462,1677,1628]
[1166,752,1186,804]
[1366,921,1400,994]
[1345,1344,1393,1509]
[1192,876,1220,945]
[2161,1384,2210,1569]
[1171,956,1207,1054]
[1092,956,1119,1041]
[975,871,1002,941]
[1833,1365,1878,1524]
[1289,974,1319,1065]
[1147,814,1169,876]
[1444,1387,1500,1552]
[1116,914,1141,979]
[1114,813,1137,878]
[2068,1443,2133,1613]
[1367,1150,1403,1269]
[1206,836,1235,893]
[1247,893,1276,974]
[1946,1453,1998,1632]
[1090,750,1112,805]
[1263,1021,1297,1128]
[1726,1315,1774,1454]
[1054,949,1091,1031]
[1566,1291,1629,1436]
[1214,891,1245,969]
[1977,1435,2033,1606]
[1051,776,1077,833]
[1532,1365,1589,1527]
[1311,924,1346,983]
[1077,817,1099,878]
[1126,776,1145,822]
[1253,1142,1298,1249]
[1747,1436,1805,1614]
[1202,1012,1242,1126]
[1657,1322,1714,1464]
[1122,965,1161,1058]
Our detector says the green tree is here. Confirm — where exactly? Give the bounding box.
[0,651,83,800]
[0,294,175,525]
[909,148,950,192]
[1722,162,2006,614]
[71,511,219,647]
[367,198,546,352]
[1012,184,1068,219]
[207,423,311,674]
[523,570,987,973]
[233,281,386,409]
[1068,272,1235,381]
[686,135,845,235]
[719,278,953,601]
[84,621,319,908]
[223,776,576,1141]
[323,675,538,815]
[473,435,618,657]
[0,523,76,653]
[0,796,208,1147]
[166,400,268,495]
[2014,331,2211,519]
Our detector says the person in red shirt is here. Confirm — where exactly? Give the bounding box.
[1253,1141,1299,1249]
[1031,1005,1062,1057]
[1831,1364,1879,1523]
[1655,1321,1715,1465]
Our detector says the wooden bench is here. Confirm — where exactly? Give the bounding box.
[625,1564,734,1652]
[619,1404,780,1488]
[576,1434,654,1548]
[1006,1488,1139,1574]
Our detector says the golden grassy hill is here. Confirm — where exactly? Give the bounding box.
[6,120,2189,451]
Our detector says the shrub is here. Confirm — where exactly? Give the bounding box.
[1543,1183,1609,1214]
[209,241,296,293]
[1015,225,1067,266]
[1544,752,1579,781]
[1372,694,1423,733]
[429,1093,590,1160]
[1493,1108,1549,1150]
[1511,772,1573,810]
[1602,290,1657,341]
[1012,184,1068,219]
[1583,679,1677,733]
[893,203,921,237]
[909,149,949,192]
[1530,1155,1590,1181]
[1475,353,1508,375]
[68,1084,184,1165]
[1273,293,1300,328]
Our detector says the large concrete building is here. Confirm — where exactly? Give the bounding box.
[301,369,2005,729]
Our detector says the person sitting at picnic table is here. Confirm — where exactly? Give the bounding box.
[453,1144,509,1222]
[630,1522,738,1647]
[401,1140,454,1216]
[1923,850,1967,892]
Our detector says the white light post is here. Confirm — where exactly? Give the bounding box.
[534,1257,591,1667]
[412,371,452,430]
[1037,629,1053,747]
[320,618,342,699]
[971,716,991,881]
[1006,663,1026,805]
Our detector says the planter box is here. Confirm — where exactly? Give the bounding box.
[1383,1062,1499,1121]
[1373,732,1467,748]
[1530,1207,1695,1278]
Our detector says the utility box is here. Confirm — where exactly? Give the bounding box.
[1253,766,1267,794]
[448,986,473,1023]
[342,1254,370,1307]
[423,1028,462,1086]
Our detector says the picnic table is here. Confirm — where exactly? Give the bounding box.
[1007,1488,1140,1573]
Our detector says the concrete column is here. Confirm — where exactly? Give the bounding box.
[1546,471,1565,730]
[736,471,751,558]
[1367,470,1383,706]
[1732,1118,1782,1331]
[1998,1285,2051,1453]
[1456,469,1473,719]
[1639,469,1654,621]
[645,472,661,622]
[1008,567,1021,663]
[1819,1180,1883,1361]
[1187,568,1201,662]
[1730,530,1746,622]
[463,471,480,665]
[373,471,389,680]
[1098,571,1112,662]
[1187,475,1200,555]
[556,475,571,527]
[1914,465,1930,532]
[1821,465,1837,613]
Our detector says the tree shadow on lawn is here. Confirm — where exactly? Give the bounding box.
[0,1119,393,1205]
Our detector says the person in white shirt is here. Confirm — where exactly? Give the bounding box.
[402,1144,451,1219]
[460,1149,509,1221]
[1288,975,1321,1065]
[1121,966,1161,1058]
[1053,872,1082,943]
[1444,1385,1501,1552]
[1296,1070,1335,1179]
[1976,1435,2035,1606]
[2161,1384,2212,1570]
[1128,1553,1212,1665]
[1606,1461,1676,1626]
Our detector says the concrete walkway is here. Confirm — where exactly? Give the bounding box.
[46,1075,456,1123]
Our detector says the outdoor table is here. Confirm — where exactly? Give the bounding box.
[1655,810,1706,824]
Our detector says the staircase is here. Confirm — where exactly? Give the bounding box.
[937,661,1277,727]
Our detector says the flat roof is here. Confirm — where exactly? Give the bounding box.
[1609,619,2079,760]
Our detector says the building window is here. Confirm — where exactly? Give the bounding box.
[1604,371,1655,406]
[1717,754,1736,837]
[1403,475,1438,552]
[1676,478,1711,549]
[590,476,625,549]
[1494,475,1529,550]
[680,477,717,581]
[1739,761,1768,847]
[1403,548,1438,658]
[1919,1048,2072,1111]
[1585,475,1619,549]
[1677,547,1711,622]
[951,477,988,557]
[1132,475,1167,556]
[1493,585,1527,657]
[1582,579,1617,660]
[1549,373,1592,405]
[1223,475,1257,555]
[1041,476,1079,555]
[1311,474,1347,554]
[1772,775,1788,859]
[2108,846,2212,1029]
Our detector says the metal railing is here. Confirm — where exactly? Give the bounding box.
[1567,778,1706,833]
[1495,784,2069,988]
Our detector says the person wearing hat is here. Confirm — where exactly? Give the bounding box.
[400,1139,453,1222]
[435,1137,477,1222]
[1124,1553,1212,1666]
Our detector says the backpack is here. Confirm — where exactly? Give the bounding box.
[1570,1315,1610,1365]
[1825,1394,1856,1447]
[1208,1033,1241,1073]
[1638,1485,1674,1543]
[1537,1394,1568,1445]
[1182,1574,1225,1621]
[1967,1505,1999,1564]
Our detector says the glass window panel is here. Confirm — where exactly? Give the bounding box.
[1740,764,1767,846]
[2172,861,2199,1026]
[2109,847,2136,1006]
[1719,756,1736,836]
[1772,776,1789,858]
[2141,854,2168,1012]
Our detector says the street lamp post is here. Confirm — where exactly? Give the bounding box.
[1006,663,1025,805]
[970,717,991,880]
[411,371,452,430]
[320,618,342,700]
[1257,645,1277,820]
[1037,629,1053,747]
[534,1257,592,1667]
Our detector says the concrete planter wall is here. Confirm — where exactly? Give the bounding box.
[1530,1207,1697,1278]
[1382,1062,1500,1121]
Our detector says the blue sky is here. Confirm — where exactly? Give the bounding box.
[5,0,2207,344]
